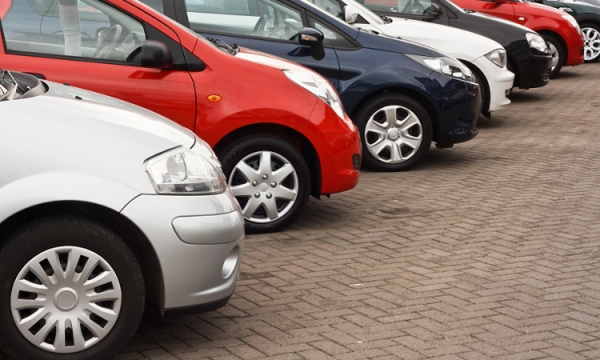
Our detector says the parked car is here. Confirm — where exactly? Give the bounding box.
[359,0,553,89]
[306,0,514,117]
[0,68,244,359]
[143,0,482,172]
[0,0,362,233]
[530,0,600,62]
[448,0,584,77]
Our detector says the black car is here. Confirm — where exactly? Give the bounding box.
[359,0,553,89]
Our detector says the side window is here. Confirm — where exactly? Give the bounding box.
[184,0,303,42]
[309,18,354,48]
[306,0,344,20]
[2,0,147,63]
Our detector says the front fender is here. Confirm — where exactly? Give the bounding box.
[0,172,141,224]
[338,52,431,115]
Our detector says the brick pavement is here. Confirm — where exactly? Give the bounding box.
[5,63,600,359]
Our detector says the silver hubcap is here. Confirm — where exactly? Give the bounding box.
[229,151,298,223]
[365,105,423,164]
[11,246,122,353]
[583,27,600,61]
[548,42,559,70]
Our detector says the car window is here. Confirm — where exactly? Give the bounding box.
[184,0,303,42]
[309,17,354,48]
[2,0,147,63]
[306,0,344,19]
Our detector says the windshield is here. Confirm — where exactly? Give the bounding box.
[345,0,385,24]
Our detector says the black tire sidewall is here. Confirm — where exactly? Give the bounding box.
[543,34,564,78]
[355,93,433,172]
[219,136,311,233]
[0,217,145,360]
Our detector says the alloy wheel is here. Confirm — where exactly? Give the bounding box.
[583,26,600,61]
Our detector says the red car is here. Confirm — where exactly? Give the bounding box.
[0,0,361,234]
[452,0,584,77]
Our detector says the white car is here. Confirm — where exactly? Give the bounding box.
[307,0,515,116]
[0,69,244,359]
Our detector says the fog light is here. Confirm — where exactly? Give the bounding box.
[222,246,240,278]
[353,154,361,172]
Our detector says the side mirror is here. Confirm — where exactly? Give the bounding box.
[140,40,173,69]
[428,3,442,16]
[297,27,325,61]
[298,27,324,47]
[345,6,360,24]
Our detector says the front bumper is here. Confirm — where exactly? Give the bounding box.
[422,73,481,146]
[304,101,361,195]
[507,40,552,89]
[121,191,244,312]
[472,56,514,113]
[564,30,585,66]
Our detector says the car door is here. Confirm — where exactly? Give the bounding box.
[0,0,197,130]
[169,0,342,87]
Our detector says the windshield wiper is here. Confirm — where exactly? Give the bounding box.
[206,37,240,55]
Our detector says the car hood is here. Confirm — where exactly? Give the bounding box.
[0,79,198,194]
[358,17,504,61]
[467,10,535,33]
[236,47,311,72]
[39,81,196,148]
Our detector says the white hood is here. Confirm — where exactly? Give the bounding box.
[340,0,504,61]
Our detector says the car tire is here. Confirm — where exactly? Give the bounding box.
[467,65,488,115]
[355,93,432,172]
[581,23,600,63]
[219,136,311,233]
[542,34,564,78]
[0,216,144,360]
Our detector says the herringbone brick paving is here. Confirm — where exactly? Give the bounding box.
[4,63,600,359]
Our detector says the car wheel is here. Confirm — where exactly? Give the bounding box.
[542,34,564,78]
[469,66,488,115]
[581,23,600,63]
[0,217,144,360]
[219,136,311,233]
[355,93,432,172]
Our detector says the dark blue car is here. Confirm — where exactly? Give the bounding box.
[150,0,482,171]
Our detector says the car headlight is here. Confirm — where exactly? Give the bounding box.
[283,70,345,120]
[562,13,581,34]
[526,32,549,53]
[485,49,507,68]
[407,55,474,82]
[146,147,225,195]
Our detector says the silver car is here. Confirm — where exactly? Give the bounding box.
[0,69,244,359]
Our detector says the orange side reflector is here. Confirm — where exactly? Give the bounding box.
[208,95,222,103]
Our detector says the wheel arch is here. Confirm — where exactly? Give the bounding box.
[212,123,322,198]
[0,201,166,312]
[349,86,440,141]
[459,60,490,114]
[537,30,567,58]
